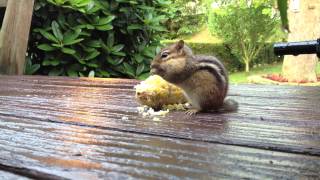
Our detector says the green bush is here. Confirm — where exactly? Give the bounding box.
[27,0,173,79]
[187,42,241,72]
[254,43,283,66]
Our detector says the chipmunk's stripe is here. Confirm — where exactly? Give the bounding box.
[197,63,226,86]
[197,59,226,77]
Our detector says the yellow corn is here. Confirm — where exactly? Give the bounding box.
[135,75,187,110]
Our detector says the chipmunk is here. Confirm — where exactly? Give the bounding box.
[150,40,238,115]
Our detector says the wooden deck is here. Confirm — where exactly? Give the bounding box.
[0,75,319,179]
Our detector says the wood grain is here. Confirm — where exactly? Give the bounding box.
[0,0,34,75]
[0,117,319,179]
[0,75,319,156]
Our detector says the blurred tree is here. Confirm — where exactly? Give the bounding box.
[208,0,279,72]
[164,0,207,39]
[281,0,320,82]
[276,0,289,30]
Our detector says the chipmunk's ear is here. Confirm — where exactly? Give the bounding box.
[176,40,184,50]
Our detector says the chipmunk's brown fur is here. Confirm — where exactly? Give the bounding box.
[150,40,238,114]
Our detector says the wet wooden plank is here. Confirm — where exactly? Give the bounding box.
[0,75,139,88]
[0,75,319,156]
[1,75,320,98]
[0,170,30,180]
[0,117,319,179]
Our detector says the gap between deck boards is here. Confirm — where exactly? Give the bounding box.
[0,164,66,180]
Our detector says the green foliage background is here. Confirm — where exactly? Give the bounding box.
[24,0,284,77]
[27,0,173,79]
[163,0,207,39]
[207,0,280,72]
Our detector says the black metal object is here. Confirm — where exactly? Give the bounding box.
[273,38,320,58]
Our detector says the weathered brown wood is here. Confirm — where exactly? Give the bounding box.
[0,0,34,75]
[0,0,7,7]
[0,117,319,179]
[0,75,140,89]
[0,75,319,156]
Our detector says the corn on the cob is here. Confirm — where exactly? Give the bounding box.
[135,75,187,110]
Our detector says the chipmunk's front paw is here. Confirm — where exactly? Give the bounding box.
[183,103,192,109]
[185,109,200,116]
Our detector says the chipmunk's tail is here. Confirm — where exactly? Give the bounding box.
[221,98,238,112]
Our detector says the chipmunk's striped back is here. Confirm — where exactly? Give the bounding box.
[194,55,229,98]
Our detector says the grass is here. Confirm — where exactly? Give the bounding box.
[230,63,320,84]
[229,63,282,84]
[184,28,222,43]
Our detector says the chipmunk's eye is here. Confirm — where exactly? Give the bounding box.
[161,52,169,59]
